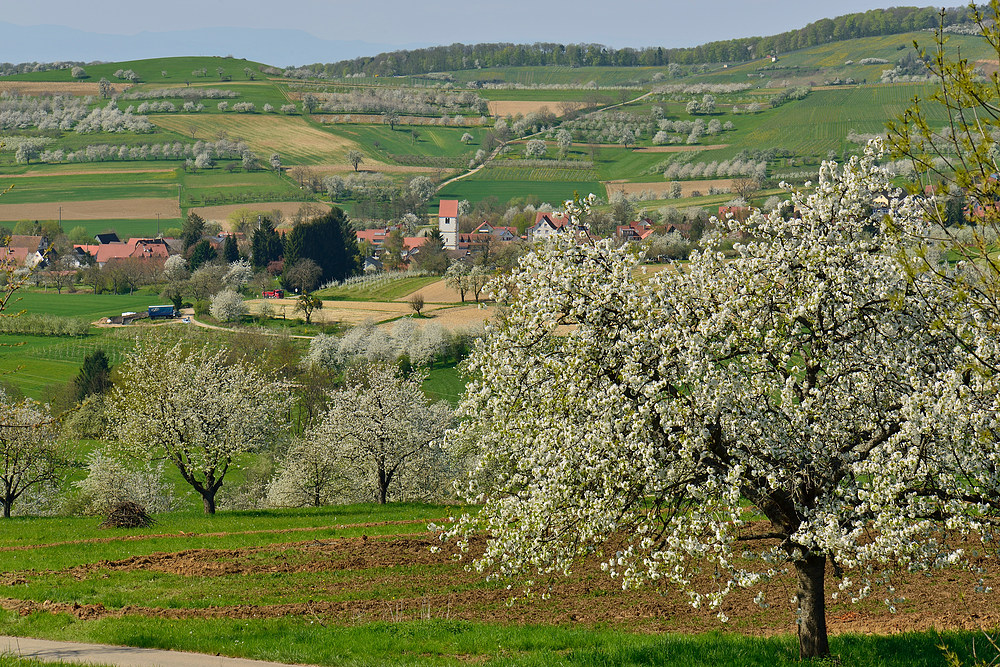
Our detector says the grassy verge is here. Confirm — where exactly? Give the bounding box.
[0,614,986,667]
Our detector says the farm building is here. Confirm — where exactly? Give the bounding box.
[74,238,172,268]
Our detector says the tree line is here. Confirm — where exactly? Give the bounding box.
[303,6,973,77]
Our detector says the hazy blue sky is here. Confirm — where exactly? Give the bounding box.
[5,0,913,49]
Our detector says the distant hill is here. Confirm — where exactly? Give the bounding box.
[0,22,425,68]
[300,5,976,78]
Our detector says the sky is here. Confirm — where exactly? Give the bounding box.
[5,0,913,52]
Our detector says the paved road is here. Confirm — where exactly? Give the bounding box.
[0,635,317,667]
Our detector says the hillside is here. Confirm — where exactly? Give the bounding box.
[0,20,977,240]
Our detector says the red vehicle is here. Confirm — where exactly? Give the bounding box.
[262,289,284,299]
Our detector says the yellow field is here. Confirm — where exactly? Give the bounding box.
[149,115,358,164]
[247,297,491,330]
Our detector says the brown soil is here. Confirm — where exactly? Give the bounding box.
[0,198,180,221]
[487,101,564,117]
[385,304,493,331]
[247,298,492,330]
[977,59,1000,77]
[0,81,118,97]
[604,178,737,198]
[1,532,996,637]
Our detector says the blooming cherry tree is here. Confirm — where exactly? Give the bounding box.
[0,390,64,518]
[111,342,291,514]
[309,362,453,504]
[445,144,976,659]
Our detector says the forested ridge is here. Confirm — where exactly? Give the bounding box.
[304,5,974,77]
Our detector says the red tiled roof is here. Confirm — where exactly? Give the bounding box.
[0,246,33,267]
[356,229,388,244]
[438,200,459,218]
[7,235,43,249]
[77,238,169,264]
[534,211,568,227]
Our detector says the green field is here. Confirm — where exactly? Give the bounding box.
[4,56,271,85]
[62,218,182,239]
[330,125,487,159]
[444,66,663,87]
[179,169,303,207]
[0,171,178,206]
[438,176,606,206]
[727,83,945,158]
[0,331,137,400]
[0,504,988,667]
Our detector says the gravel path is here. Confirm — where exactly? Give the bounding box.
[0,635,317,667]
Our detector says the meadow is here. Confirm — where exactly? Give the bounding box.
[0,503,992,667]
[60,218,183,239]
[438,178,606,206]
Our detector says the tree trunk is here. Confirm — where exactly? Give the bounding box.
[794,554,830,659]
[2,499,9,518]
[201,490,217,514]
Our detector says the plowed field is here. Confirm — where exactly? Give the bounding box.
[2,528,995,637]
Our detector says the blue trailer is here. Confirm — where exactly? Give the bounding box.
[148,305,176,319]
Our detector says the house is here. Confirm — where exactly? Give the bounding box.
[363,256,383,273]
[1,235,52,269]
[75,238,171,268]
[663,221,692,236]
[616,219,655,243]
[871,192,892,218]
[526,211,571,242]
[438,200,459,250]
[458,221,518,253]
[356,228,389,248]
[378,236,426,266]
[94,232,121,245]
